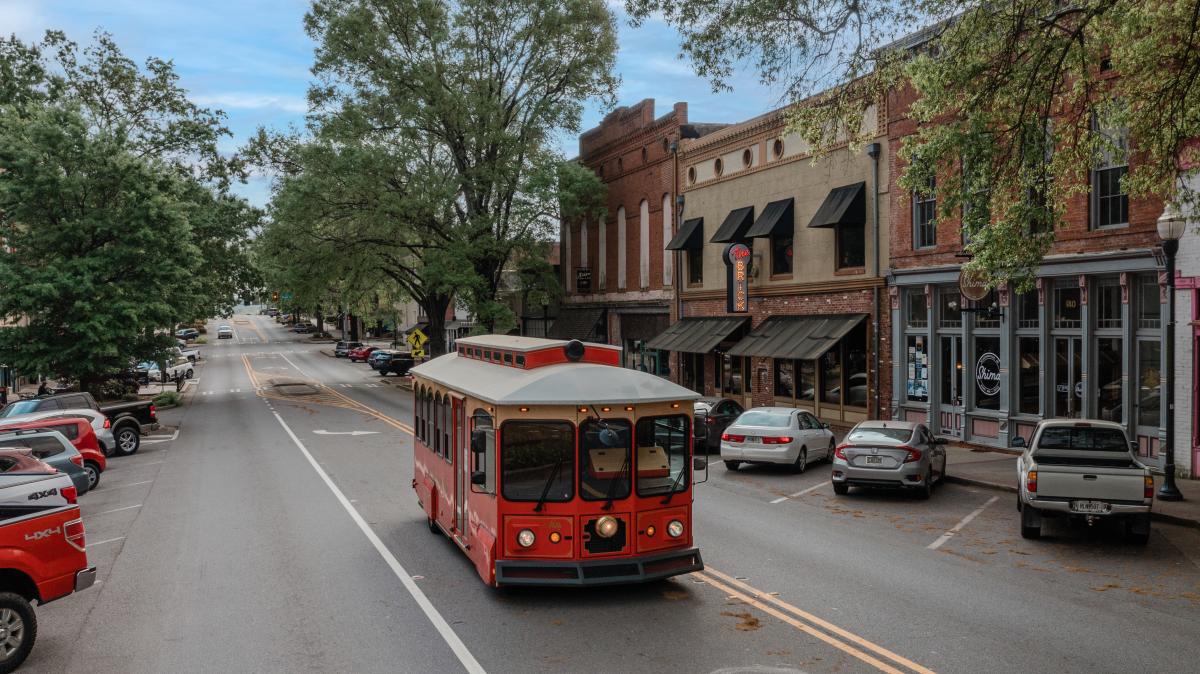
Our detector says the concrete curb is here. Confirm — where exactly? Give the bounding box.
[320,350,336,358]
[944,475,1200,530]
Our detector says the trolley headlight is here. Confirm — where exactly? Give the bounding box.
[667,520,684,538]
[516,529,536,548]
[595,515,619,538]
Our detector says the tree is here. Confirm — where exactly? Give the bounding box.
[626,0,1200,288]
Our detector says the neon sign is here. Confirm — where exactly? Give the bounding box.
[724,242,751,313]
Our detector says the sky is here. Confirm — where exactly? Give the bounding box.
[1,0,781,208]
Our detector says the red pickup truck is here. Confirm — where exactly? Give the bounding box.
[0,449,95,672]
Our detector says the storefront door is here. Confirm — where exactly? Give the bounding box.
[938,336,964,438]
[1053,337,1083,418]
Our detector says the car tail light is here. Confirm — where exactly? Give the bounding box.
[1144,475,1154,499]
[103,418,111,429]
[149,404,157,419]
[761,436,793,445]
[1027,470,1038,494]
[70,455,84,468]
[64,518,85,551]
[896,445,921,463]
[62,485,77,504]
[721,433,745,442]
[834,443,848,460]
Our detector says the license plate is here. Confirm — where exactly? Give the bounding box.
[1071,500,1111,514]
[745,436,758,443]
[865,455,884,464]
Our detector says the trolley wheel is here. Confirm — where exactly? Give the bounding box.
[428,517,440,535]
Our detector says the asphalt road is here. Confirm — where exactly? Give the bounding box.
[26,311,1200,673]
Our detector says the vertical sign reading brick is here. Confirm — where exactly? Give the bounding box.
[724,242,751,313]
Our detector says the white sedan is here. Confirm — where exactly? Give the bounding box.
[720,407,836,473]
[217,325,234,339]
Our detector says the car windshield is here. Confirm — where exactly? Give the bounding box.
[578,419,631,502]
[734,411,793,428]
[635,415,690,497]
[500,421,575,502]
[848,427,913,444]
[0,401,40,418]
[1037,426,1129,451]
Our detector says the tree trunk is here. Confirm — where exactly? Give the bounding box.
[349,314,360,341]
[421,293,452,357]
[314,304,325,336]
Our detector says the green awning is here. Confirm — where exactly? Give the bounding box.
[645,317,749,354]
[709,206,755,243]
[666,218,705,250]
[808,182,866,228]
[745,198,794,238]
[727,314,866,360]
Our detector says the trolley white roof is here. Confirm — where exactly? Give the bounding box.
[455,334,621,354]
[410,352,700,406]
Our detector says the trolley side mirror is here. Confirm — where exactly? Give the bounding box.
[692,455,708,485]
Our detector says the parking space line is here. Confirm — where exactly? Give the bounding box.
[94,480,154,491]
[927,495,999,551]
[89,537,126,547]
[92,504,142,516]
[769,481,829,504]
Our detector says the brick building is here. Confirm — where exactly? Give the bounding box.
[555,100,724,372]
[646,101,892,430]
[887,78,1171,459]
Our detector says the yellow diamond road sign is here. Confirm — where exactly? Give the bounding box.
[406,328,428,349]
[410,348,425,359]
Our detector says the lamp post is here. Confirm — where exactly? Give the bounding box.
[1157,202,1186,501]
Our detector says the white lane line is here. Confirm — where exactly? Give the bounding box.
[927,496,999,551]
[89,537,126,547]
[769,481,829,504]
[92,504,142,516]
[94,480,154,491]
[277,352,315,379]
[270,410,484,673]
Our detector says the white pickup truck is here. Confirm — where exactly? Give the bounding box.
[1015,419,1153,544]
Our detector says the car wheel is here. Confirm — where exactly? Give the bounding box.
[828,440,836,462]
[428,517,440,535]
[723,460,741,471]
[115,425,140,456]
[833,482,849,495]
[1020,506,1042,540]
[1126,515,1151,545]
[914,468,932,500]
[0,592,37,673]
[84,461,101,490]
[792,448,808,474]
[185,369,193,379]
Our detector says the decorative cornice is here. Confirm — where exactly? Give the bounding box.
[680,276,884,301]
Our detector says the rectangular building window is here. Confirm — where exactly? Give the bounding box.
[1137,340,1161,427]
[820,349,841,404]
[797,360,815,401]
[722,355,748,395]
[974,336,1001,410]
[1017,291,1039,329]
[1137,274,1161,329]
[907,289,929,328]
[906,336,929,402]
[844,323,868,408]
[1096,337,1123,422]
[974,289,1000,329]
[774,359,794,398]
[913,175,937,249]
[1094,277,1122,329]
[687,247,703,285]
[939,289,962,328]
[771,230,793,275]
[1054,283,1082,329]
[837,223,865,269]
[1091,115,1129,229]
[681,352,704,393]
[1018,337,1040,415]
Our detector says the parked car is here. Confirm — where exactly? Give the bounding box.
[0,430,91,495]
[143,356,193,383]
[376,351,415,376]
[831,420,947,499]
[347,345,378,362]
[335,341,363,358]
[0,392,157,457]
[1014,419,1153,543]
[693,397,744,454]
[720,407,835,473]
[175,344,200,362]
[217,324,234,340]
[292,323,315,334]
[266,307,279,317]
[175,328,200,341]
[367,349,393,369]
[0,417,107,489]
[0,409,115,458]
[0,452,95,672]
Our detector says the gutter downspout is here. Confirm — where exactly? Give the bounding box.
[867,142,882,418]
[671,139,684,386]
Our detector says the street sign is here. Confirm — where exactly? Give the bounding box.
[281,291,294,301]
[576,267,592,293]
[411,347,426,359]
[407,328,428,349]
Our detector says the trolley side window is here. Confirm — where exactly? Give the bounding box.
[501,421,575,503]
[578,419,631,501]
[634,415,690,497]
[471,410,496,495]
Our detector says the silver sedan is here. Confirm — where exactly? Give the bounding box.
[831,420,947,499]
[719,407,836,473]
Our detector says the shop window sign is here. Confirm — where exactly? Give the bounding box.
[907,336,929,402]
[974,337,1001,410]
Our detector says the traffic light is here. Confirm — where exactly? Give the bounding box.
[272,291,279,302]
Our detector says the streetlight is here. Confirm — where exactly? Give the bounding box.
[1157,201,1186,501]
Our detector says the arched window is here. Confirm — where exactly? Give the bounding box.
[433,393,442,455]
[424,388,432,444]
[416,386,425,441]
[617,206,627,290]
[639,199,650,289]
[662,193,673,286]
[442,396,451,462]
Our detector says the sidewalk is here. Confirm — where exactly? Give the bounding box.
[945,444,1200,529]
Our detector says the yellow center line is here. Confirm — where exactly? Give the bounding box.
[694,570,908,674]
[700,567,935,674]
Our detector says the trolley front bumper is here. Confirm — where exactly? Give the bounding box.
[495,548,703,587]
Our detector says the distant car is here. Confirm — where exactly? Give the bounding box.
[217,325,234,339]
[693,397,744,454]
[143,356,193,383]
[175,344,200,362]
[292,324,314,334]
[720,407,835,473]
[335,341,363,358]
[347,345,378,362]
[175,328,200,341]
[0,430,91,495]
[266,307,279,317]
[831,420,947,499]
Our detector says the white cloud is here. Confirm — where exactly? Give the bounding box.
[191,92,308,114]
[0,0,47,40]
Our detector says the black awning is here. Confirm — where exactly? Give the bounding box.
[709,206,755,243]
[547,307,606,341]
[645,317,749,354]
[727,314,866,360]
[665,218,705,250]
[745,198,794,238]
[807,182,866,228]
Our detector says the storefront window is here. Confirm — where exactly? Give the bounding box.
[974,336,1001,410]
[1137,275,1161,329]
[821,349,842,404]
[1137,340,1161,427]
[939,289,962,328]
[1054,283,1082,329]
[1017,291,1039,329]
[722,355,748,395]
[941,337,963,406]
[1096,337,1123,422]
[1094,277,1122,329]
[907,290,928,328]
[906,336,929,402]
[974,290,1000,329]
[1018,337,1040,415]
[845,323,868,408]
[797,360,815,401]
[774,359,794,398]
[681,353,704,393]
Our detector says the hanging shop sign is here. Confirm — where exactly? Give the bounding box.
[959,268,990,302]
[976,351,1001,397]
[576,267,592,294]
[724,242,751,313]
